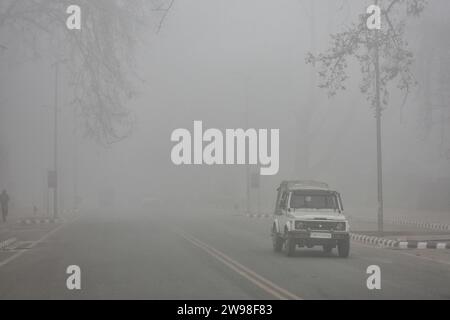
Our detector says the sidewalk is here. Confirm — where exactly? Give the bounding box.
[0,208,31,232]
[0,207,75,238]
[348,211,450,249]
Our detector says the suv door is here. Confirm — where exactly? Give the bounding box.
[278,191,289,232]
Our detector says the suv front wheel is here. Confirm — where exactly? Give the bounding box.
[283,231,296,257]
[272,225,283,252]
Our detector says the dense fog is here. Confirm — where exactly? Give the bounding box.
[1,0,449,217]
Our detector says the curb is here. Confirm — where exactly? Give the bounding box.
[18,218,61,225]
[245,213,271,219]
[395,241,450,249]
[233,213,272,219]
[390,217,450,232]
[350,233,450,249]
[0,237,17,250]
[350,233,398,248]
[348,216,450,232]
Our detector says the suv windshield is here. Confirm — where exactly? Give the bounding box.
[290,192,338,210]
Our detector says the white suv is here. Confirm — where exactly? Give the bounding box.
[271,181,350,257]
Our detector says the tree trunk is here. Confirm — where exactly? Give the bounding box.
[374,8,384,234]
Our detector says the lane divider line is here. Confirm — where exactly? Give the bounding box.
[191,235,301,300]
[177,231,302,300]
[183,235,287,300]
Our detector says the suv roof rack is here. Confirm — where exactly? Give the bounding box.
[281,180,330,191]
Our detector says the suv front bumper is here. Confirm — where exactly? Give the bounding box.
[285,231,349,246]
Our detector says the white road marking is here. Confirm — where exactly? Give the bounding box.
[398,242,408,249]
[3,241,26,251]
[0,217,78,268]
[0,238,17,250]
[177,230,302,300]
[417,242,427,249]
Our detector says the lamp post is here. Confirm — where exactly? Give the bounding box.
[50,58,68,219]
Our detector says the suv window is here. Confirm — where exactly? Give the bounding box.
[290,192,338,210]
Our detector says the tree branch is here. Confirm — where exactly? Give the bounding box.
[157,0,175,34]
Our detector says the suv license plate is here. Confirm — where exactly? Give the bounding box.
[310,232,332,239]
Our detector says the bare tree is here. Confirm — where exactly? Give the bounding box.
[306,0,426,232]
[416,6,450,160]
[153,0,176,34]
[0,0,173,145]
[293,0,352,177]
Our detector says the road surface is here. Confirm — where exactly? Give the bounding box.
[0,208,449,300]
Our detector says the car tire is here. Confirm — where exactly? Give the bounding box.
[272,226,283,252]
[284,234,296,257]
[337,238,350,258]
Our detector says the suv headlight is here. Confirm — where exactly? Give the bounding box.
[335,222,346,231]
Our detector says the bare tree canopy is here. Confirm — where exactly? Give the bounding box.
[415,3,450,159]
[306,0,427,233]
[306,0,426,113]
[0,0,172,144]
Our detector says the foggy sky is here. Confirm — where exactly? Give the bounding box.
[1,0,449,216]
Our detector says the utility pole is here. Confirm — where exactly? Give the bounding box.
[374,0,384,234]
[73,106,79,211]
[49,58,67,219]
[245,92,250,214]
[257,166,261,215]
[53,61,59,219]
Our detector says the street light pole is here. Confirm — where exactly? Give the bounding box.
[374,0,384,235]
[50,58,68,219]
[245,95,250,215]
[53,61,59,219]
[73,106,79,211]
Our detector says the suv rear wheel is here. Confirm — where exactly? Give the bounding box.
[337,238,350,258]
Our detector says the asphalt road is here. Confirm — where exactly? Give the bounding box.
[0,208,450,300]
